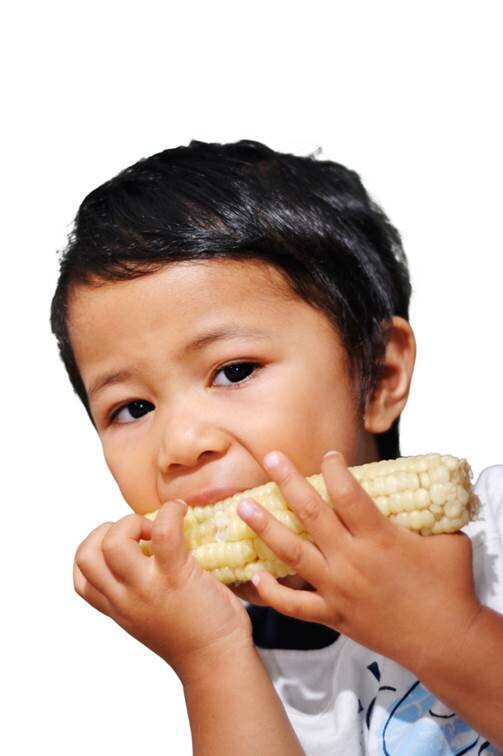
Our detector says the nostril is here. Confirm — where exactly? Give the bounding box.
[198,449,216,462]
[157,426,230,470]
[160,449,220,473]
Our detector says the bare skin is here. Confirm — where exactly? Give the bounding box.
[70,258,394,755]
[69,259,503,752]
[74,501,305,755]
[236,450,503,749]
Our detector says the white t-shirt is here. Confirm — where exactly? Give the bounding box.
[256,466,503,755]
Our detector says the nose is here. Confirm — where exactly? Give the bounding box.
[156,401,230,472]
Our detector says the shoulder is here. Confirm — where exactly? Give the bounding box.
[474,465,503,504]
[463,465,503,613]
[469,465,503,538]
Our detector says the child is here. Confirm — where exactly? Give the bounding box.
[50,140,503,755]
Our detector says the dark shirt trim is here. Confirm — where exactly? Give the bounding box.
[247,605,339,650]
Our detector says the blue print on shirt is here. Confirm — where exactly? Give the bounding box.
[376,680,496,755]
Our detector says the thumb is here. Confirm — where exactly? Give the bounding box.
[151,499,189,572]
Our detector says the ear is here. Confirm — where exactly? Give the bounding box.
[364,316,416,434]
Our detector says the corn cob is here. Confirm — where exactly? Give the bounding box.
[142,454,479,584]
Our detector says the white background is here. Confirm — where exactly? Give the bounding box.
[2,2,502,754]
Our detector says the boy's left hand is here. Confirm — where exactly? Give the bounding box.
[234,450,481,676]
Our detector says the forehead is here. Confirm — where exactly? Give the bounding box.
[67,259,343,385]
[68,259,297,344]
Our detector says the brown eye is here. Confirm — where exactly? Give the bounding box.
[213,362,259,386]
[111,399,155,424]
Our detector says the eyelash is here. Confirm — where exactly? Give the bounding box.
[107,361,262,425]
[212,360,261,387]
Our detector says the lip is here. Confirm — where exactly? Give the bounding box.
[185,486,250,507]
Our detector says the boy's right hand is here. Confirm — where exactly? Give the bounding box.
[73,499,253,683]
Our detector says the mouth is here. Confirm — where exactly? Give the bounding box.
[185,486,249,507]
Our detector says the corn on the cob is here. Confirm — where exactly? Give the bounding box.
[142,454,479,584]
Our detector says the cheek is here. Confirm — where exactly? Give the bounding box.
[257,375,361,472]
[102,442,153,514]
[246,390,326,473]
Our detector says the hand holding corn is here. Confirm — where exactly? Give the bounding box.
[229,450,482,676]
[142,452,479,584]
[139,451,481,672]
[73,498,254,681]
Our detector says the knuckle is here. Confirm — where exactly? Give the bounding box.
[73,570,84,597]
[152,519,174,543]
[90,521,114,539]
[74,542,84,565]
[330,609,344,630]
[300,495,322,523]
[376,531,396,553]
[75,546,93,575]
[333,476,357,505]
[252,509,269,535]
[277,466,296,489]
[122,513,142,527]
[283,539,304,570]
[371,524,397,551]
[102,533,124,559]
[75,521,114,564]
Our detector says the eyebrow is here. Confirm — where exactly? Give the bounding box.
[88,369,134,400]
[87,326,269,400]
[182,326,268,355]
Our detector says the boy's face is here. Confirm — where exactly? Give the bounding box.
[68,259,378,515]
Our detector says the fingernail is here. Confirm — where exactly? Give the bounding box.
[238,498,260,519]
[263,451,283,469]
[251,573,261,587]
[323,450,341,460]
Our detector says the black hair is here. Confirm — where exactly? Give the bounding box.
[50,139,411,458]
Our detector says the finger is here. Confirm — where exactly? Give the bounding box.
[322,451,392,536]
[74,522,122,598]
[73,560,114,617]
[262,450,346,548]
[151,499,191,572]
[230,573,314,606]
[229,581,269,606]
[250,570,328,624]
[101,514,153,583]
[237,497,328,587]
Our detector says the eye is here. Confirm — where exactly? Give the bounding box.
[212,361,260,387]
[110,399,155,424]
